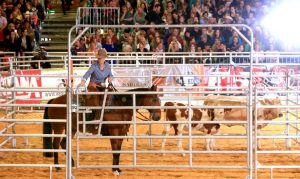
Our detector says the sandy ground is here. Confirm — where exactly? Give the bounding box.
[0,110,300,179]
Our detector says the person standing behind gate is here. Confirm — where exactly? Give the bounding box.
[80,48,113,91]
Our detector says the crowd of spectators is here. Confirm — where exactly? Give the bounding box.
[0,0,45,56]
[0,0,285,63]
[72,0,286,64]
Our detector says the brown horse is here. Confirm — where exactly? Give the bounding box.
[43,85,161,175]
[43,85,106,170]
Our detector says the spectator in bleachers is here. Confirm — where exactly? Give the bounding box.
[30,9,41,46]
[87,41,98,55]
[235,0,245,15]
[228,31,242,47]
[102,28,118,45]
[120,1,134,25]
[32,0,45,22]
[16,28,33,56]
[102,35,118,54]
[187,11,197,24]
[121,43,133,64]
[151,35,164,52]
[211,38,226,52]
[119,28,131,45]
[2,1,13,20]
[145,2,164,24]
[25,1,33,13]
[10,6,23,23]
[242,3,254,20]
[15,0,26,15]
[227,35,241,51]
[176,0,189,17]
[93,28,103,49]
[168,38,182,63]
[136,33,150,51]
[167,28,184,49]
[14,19,22,35]
[89,1,102,25]
[253,41,264,63]
[122,33,136,51]
[171,10,180,24]
[146,23,158,46]
[198,34,211,51]
[22,20,35,47]
[138,0,148,14]
[104,0,119,25]
[84,31,93,48]
[186,41,199,64]
[80,1,90,24]
[134,5,147,24]
[165,0,175,16]
[136,39,149,63]
[192,0,201,17]
[0,8,8,49]
[3,22,14,41]
[4,30,18,53]
[80,37,87,52]
[71,39,85,56]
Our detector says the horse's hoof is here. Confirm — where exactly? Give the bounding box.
[113,170,122,176]
[56,167,62,172]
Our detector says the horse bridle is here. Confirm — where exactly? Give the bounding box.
[136,110,152,121]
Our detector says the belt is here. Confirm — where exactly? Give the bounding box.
[88,82,106,88]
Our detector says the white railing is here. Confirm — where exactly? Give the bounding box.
[1,51,300,71]
[76,7,120,26]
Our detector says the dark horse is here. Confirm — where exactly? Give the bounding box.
[43,85,161,175]
[43,85,106,170]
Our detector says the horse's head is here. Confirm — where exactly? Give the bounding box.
[258,96,283,120]
[136,85,161,121]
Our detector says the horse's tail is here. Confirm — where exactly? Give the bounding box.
[43,99,54,157]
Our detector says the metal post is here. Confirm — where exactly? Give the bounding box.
[285,72,291,149]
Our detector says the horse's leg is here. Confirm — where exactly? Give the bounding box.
[177,124,185,157]
[53,136,62,171]
[161,123,171,156]
[52,127,64,171]
[60,132,75,167]
[110,138,123,176]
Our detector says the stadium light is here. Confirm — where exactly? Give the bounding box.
[261,0,300,49]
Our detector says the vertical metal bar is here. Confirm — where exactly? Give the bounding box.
[11,69,16,148]
[67,26,77,179]
[285,72,291,149]
[247,25,254,179]
[76,92,80,169]
[133,93,137,166]
[254,88,258,179]
[188,93,192,166]
[49,166,52,179]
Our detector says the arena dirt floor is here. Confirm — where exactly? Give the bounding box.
[0,110,300,179]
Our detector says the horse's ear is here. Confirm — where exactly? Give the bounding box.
[150,84,157,91]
